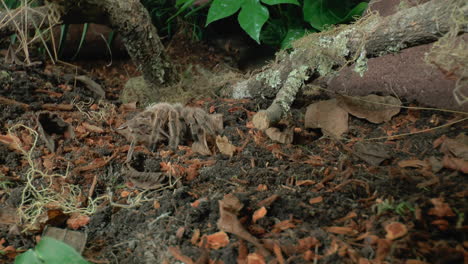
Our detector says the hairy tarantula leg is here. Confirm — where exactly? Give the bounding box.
[126,140,136,163]
[168,112,181,150]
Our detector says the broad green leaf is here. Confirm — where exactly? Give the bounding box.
[206,0,244,25]
[35,237,89,264]
[303,0,367,31]
[238,0,269,43]
[280,28,308,49]
[14,250,42,264]
[261,0,300,6]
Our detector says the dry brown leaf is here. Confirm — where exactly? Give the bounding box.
[272,220,296,233]
[246,252,265,264]
[192,141,212,155]
[375,239,392,262]
[296,180,316,186]
[325,226,357,236]
[428,198,455,218]
[252,207,267,223]
[439,134,468,159]
[168,247,194,264]
[0,134,22,152]
[309,196,323,204]
[273,242,285,264]
[216,135,237,157]
[264,127,293,144]
[201,231,229,249]
[191,229,200,245]
[66,214,90,230]
[305,99,348,138]
[257,194,279,208]
[384,222,408,240]
[337,94,401,124]
[176,227,185,239]
[442,155,468,173]
[398,159,430,169]
[431,219,450,231]
[82,122,104,133]
[217,195,270,257]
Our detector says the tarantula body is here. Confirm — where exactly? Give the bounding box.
[117,103,223,161]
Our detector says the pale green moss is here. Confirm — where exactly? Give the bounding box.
[353,50,368,77]
[256,69,282,89]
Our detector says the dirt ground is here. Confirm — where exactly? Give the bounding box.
[0,37,467,264]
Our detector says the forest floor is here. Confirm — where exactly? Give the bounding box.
[0,35,467,264]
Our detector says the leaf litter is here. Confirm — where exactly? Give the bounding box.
[0,61,466,264]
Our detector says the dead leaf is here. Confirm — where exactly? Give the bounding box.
[191,229,200,245]
[66,214,90,230]
[272,220,296,233]
[0,134,21,152]
[309,196,323,204]
[201,231,229,249]
[273,242,285,264]
[0,206,19,224]
[375,238,392,262]
[442,155,468,173]
[176,227,185,239]
[216,135,237,157]
[384,222,407,240]
[398,159,430,169]
[325,226,357,236]
[353,142,392,166]
[337,94,401,124]
[428,198,455,218]
[217,195,270,257]
[257,194,279,208]
[168,247,194,264]
[305,99,348,138]
[296,180,316,186]
[82,122,104,133]
[431,219,450,231]
[439,133,468,159]
[192,141,212,155]
[247,252,265,264]
[265,127,293,144]
[252,207,267,223]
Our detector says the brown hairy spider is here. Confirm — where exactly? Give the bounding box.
[117,103,223,162]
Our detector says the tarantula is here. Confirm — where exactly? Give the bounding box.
[117,103,223,161]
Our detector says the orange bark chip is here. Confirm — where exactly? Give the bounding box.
[428,198,455,218]
[252,207,267,223]
[385,222,407,240]
[246,252,265,264]
[309,196,323,204]
[325,226,357,236]
[202,231,230,249]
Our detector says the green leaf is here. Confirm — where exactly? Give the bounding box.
[303,0,367,31]
[280,28,308,49]
[206,0,244,25]
[14,250,42,264]
[15,237,90,264]
[238,0,269,43]
[261,0,299,6]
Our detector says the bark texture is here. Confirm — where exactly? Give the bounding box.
[1,0,178,90]
[244,0,467,130]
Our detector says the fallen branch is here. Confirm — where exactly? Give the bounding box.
[247,0,467,129]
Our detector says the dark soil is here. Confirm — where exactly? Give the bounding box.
[0,38,467,264]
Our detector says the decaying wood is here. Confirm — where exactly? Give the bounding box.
[243,0,467,130]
